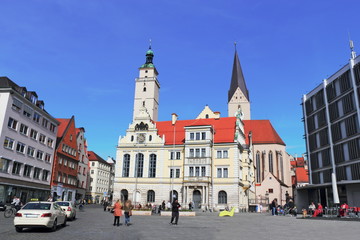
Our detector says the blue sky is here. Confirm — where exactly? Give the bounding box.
[1,0,359,159]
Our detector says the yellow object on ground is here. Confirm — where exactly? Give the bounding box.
[219,207,235,217]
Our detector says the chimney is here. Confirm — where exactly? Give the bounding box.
[214,111,220,119]
[172,113,178,125]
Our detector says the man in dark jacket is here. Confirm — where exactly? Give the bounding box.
[170,199,181,225]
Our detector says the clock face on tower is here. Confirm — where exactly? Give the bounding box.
[137,133,145,143]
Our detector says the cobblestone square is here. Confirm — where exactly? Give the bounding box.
[0,205,359,240]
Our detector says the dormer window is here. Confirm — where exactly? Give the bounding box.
[30,95,37,104]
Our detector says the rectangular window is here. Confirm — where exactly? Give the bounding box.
[23,165,32,177]
[190,149,194,158]
[176,152,181,159]
[196,132,200,140]
[189,167,194,177]
[19,123,28,135]
[12,162,22,175]
[201,148,206,157]
[201,132,206,140]
[33,112,41,123]
[190,133,194,140]
[217,168,222,178]
[42,170,49,181]
[27,146,35,157]
[33,168,41,179]
[42,118,49,128]
[0,158,11,173]
[170,152,175,160]
[23,105,33,118]
[49,123,56,132]
[3,137,15,150]
[170,169,174,178]
[176,169,180,178]
[217,150,222,158]
[195,167,200,176]
[36,150,44,160]
[12,98,22,111]
[8,117,18,130]
[91,170,94,174]
[16,142,26,153]
[30,129,38,140]
[223,150,228,158]
[195,148,200,157]
[47,138,54,148]
[201,166,206,177]
[45,153,51,163]
[223,168,228,178]
[39,134,46,144]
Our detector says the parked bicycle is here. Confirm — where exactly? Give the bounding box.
[4,204,18,218]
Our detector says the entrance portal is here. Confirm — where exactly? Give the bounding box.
[193,190,201,209]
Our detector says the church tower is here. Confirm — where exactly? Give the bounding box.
[133,45,160,121]
[228,46,251,119]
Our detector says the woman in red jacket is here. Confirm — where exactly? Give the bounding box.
[312,203,323,217]
[112,199,123,226]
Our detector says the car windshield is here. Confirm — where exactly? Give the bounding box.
[56,202,70,206]
[22,203,51,210]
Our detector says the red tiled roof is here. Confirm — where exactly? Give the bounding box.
[295,167,309,183]
[243,120,285,145]
[56,118,71,137]
[88,151,110,165]
[155,117,237,145]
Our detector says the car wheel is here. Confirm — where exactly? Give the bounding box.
[51,219,57,232]
[62,218,67,227]
[15,227,23,232]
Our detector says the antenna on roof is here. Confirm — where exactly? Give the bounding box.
[348,31,356,59]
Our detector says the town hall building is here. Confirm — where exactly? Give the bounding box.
[113,46,293,211]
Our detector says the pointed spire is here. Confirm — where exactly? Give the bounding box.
[228,45,249,102]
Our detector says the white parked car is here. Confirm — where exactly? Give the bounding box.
[14,201,67,232]
[56,201,76,220]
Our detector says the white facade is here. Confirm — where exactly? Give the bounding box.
[0,78,58,203]
[89,155,112,203]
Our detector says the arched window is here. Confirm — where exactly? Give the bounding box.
[256,151,261,183]
[122,154,130,177]
[218,191,227,204]
[147,190,155,202]
[121,189,128,202]
[269,151,273,174]
[149,135,152,141]
[143,87,147,92]
[169,190,178,201]
[135,153,144,177]
[205,114,209,119]
[148,154,156,178]
[131,136,134,142]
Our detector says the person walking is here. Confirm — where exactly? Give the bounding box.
[112,199,122,226]
[170,199,181,225]
[123,200,133,226]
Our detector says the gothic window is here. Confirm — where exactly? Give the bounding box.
[218,191,227,204]
[135,122,149,131]
[135,153,144,177]
[122,154,130,177]
[256,151,261,183]
[269,151,273,174]
[147,190,155,202]
[149,154,156,178]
